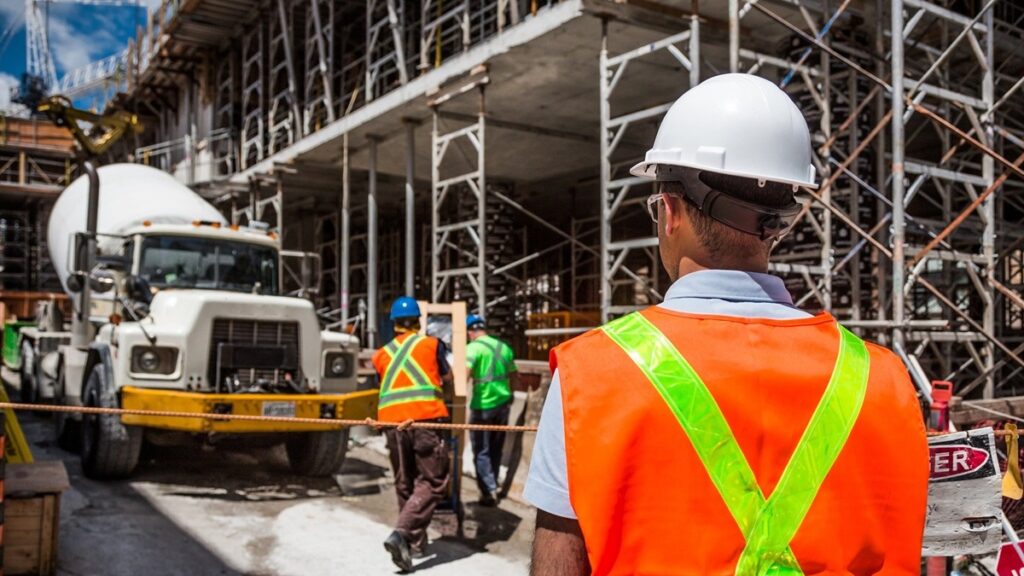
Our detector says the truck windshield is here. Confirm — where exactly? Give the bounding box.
[139,235,279,295]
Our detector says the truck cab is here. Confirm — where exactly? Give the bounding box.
[44,219,377,479]
[96,222,358,396]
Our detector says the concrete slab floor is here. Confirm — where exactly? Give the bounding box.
[3,373,534,576]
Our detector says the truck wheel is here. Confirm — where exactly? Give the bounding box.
[285,428,350,477]
[18,342,36,404]
[54,366,80,452]
[80,365,142,479]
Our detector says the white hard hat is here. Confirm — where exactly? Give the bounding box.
[630,73,817,189]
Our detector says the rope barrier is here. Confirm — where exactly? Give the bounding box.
[0,402,538,433]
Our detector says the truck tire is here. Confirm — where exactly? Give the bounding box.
[285,428,349,477]
[80,365,142,479]
[54,365,80,452]
[19,342,36,404]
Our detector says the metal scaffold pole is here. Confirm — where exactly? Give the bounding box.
[405,120,417,297]
[598,15,698,322]
[476,87,488,316]
[981,7,996,398]
[429,75,489,314]
[340,133,351,326]
[367,136,379,348]
[598,19,611,324]
[890,0,906,349]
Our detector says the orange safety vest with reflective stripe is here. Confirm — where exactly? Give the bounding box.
[372,332,449,423]
[551,307,928,575]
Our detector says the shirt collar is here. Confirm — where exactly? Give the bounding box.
[663,269,796,306]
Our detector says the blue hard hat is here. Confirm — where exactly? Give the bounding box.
[467,314,486,329]
[390,296,421,321]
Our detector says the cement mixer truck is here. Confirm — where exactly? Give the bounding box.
[19,163,376,479]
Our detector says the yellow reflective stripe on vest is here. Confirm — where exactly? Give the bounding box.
[601,313,869,576]
[379,335,443,408]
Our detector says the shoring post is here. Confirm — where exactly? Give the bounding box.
[404,120,417,296]
[340,134,351,327]
[367,136,379,348]
[890,0,906,349]
[598,18,612,323]
[982,8,996,397]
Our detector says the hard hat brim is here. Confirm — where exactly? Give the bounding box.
[629,159,819,189]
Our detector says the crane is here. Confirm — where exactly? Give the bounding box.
[38,95,141,157]
[19,0,140,102]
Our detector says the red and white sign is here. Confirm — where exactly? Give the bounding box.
[929,444,990,480]
[997,542,1024,576]
[924,428,1001,557]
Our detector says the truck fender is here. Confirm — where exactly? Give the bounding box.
[84,344,118,406]
[84,343,132,443]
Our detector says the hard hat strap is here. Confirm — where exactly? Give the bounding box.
[659,169,803,240]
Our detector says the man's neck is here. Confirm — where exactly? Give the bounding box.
[676,256,769,280]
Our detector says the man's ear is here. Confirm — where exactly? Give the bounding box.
[662,194,683,237]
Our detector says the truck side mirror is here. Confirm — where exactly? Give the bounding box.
[126,275,153,304]
[66,272,84,293]
[89,269,116,294]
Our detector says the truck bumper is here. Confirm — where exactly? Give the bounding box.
[120,386,378,433]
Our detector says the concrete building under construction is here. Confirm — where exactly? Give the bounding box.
[32,0,1024,399]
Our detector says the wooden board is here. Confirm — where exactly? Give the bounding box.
[417,301,468,414]
[923,428,1003,556]
[950,395,1024,427]
[5,461,70,497]
[0,292,70,321]
[0,117,76,154]
[3,461,67,576]
[4,493,61,575]
[415,301,469,521]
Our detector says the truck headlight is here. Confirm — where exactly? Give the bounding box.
[324,352,352,378]
[131,346,179,375]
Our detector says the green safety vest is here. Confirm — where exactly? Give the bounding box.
[467,334,515,410]
[601,313,870,575]
[378,334,444,411]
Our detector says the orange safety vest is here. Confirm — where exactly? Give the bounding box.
[372,332,449,423]
[552,307,928,575]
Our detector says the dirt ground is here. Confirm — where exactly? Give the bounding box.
[3,371,535,575]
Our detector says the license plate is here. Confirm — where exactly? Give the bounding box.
[261,401,296,418]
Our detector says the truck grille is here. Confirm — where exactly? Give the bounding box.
[209,318,301,391]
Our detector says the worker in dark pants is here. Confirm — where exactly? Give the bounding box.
[465,314,518,507]
[372,296,454,572]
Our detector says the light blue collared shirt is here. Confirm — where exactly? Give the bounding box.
[523,269,812,518]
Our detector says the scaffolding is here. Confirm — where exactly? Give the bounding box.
[104,0,1024,395]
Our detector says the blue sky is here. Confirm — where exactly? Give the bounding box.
[0,0,154,110]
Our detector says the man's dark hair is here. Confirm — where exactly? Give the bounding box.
[661,172,796,260]
[396,317,421,331]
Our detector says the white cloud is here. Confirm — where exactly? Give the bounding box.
[0,1,22,22]
[138,0,164,13]
[0,72,28,117]
[48,16,100,72]
[0,72,18,108]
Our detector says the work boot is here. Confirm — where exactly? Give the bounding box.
[479,490,498,507]
[384,530,413,573]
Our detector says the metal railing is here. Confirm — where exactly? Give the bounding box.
[133,128,238,186]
